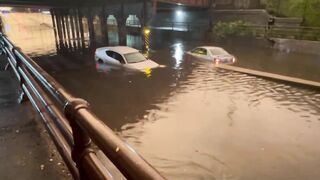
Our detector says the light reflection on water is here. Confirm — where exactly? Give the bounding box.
[118,63,320,180]
[4,12,320,180]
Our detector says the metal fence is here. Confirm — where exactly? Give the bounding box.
[236,24,320,41]
[150,21,210,32]
[0,33,165,180]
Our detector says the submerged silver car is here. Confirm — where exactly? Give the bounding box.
[95,46,159,71]
[186,46,236,64]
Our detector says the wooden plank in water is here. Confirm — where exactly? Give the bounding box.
[215,64,320,88]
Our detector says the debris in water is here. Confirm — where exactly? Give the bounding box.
[40,164,45,170]
[57,162,62,166]
[15,129,20,134]
[49,158,53,162]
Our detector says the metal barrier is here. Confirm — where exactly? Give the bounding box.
[150,21,210,32]
[0,32,165,180]
[236,24,320,41]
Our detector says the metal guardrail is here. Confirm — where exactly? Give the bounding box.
[107,19,209,32]
[150,21,210,32]
[0,32,165,180]
[237,24,320,41]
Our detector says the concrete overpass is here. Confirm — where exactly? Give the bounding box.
[0,0,143,7]
[156,0,211,8]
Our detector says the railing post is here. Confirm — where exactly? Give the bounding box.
[64,99,92,180]
[12,47,28,103]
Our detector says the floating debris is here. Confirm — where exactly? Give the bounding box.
[15,129,20,134]
[49,158,53,162]
[40,164,45,170]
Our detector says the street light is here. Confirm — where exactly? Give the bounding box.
[144,28,151,35]
[176,10,183,16]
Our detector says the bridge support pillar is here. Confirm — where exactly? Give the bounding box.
[152,0,157,16]
[69,10,77,51]
[50,10,60,51]
[77,9,86,50]
[117,4,127,46]
[60,12,69,49]
[53,9,66,50]
[87,8,96,47]
[73,9,81,50]
[100,6,109,45]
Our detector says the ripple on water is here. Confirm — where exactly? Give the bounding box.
[119,62,320,180]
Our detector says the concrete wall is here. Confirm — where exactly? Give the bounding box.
[214,0,262,9]
[274,17,303,27]
[211,9,269,25]
[271,38,320,55]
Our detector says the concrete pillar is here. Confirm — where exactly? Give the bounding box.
[74,9,82,50]
[152,0,157,16]
[142,0,148,27]
[117,4,127,46]
[87,7,96,47]
[69,10,77,50]
[55,10,65,49]
[65,14,73,50]
[50,9,60,51]
[77,8,86,49]
[61,12,69,49]
[100,6,109,44]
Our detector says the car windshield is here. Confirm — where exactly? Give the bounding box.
[124,52,147,63]
[210,48,229,56]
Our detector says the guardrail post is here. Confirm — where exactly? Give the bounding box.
[12,47,28,103]
[64,99,92,180]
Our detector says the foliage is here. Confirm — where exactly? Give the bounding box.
[211,21,254,39]
[263,0,320,26]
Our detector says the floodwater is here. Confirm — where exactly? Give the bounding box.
[3,12,320,180]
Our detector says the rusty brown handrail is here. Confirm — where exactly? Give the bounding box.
[0,32,165,180]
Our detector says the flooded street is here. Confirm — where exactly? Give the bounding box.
[3,12,320,180]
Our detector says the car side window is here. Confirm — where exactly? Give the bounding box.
[106,51,125,64]
[113,52,125,64]
[191,48,207,56]
[106,50,113,57]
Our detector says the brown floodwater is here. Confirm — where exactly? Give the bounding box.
[4,12,320,180]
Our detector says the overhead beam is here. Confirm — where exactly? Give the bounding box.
[0,0,144,7]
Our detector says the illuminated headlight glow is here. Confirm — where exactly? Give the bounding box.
[213,58,220,64]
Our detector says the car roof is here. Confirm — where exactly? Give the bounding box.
[96,46,139,55]
[198,46,224,50]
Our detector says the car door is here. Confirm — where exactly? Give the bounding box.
[190,48,211,61]
[105,50,122,65]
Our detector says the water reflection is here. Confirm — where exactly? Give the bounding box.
[171,42,184,69]
[118,62,320,180]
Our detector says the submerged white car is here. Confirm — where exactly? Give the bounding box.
[95,46,159,71]
[186,46,236,64]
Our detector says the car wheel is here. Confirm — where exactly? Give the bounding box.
[97,59,103,64]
